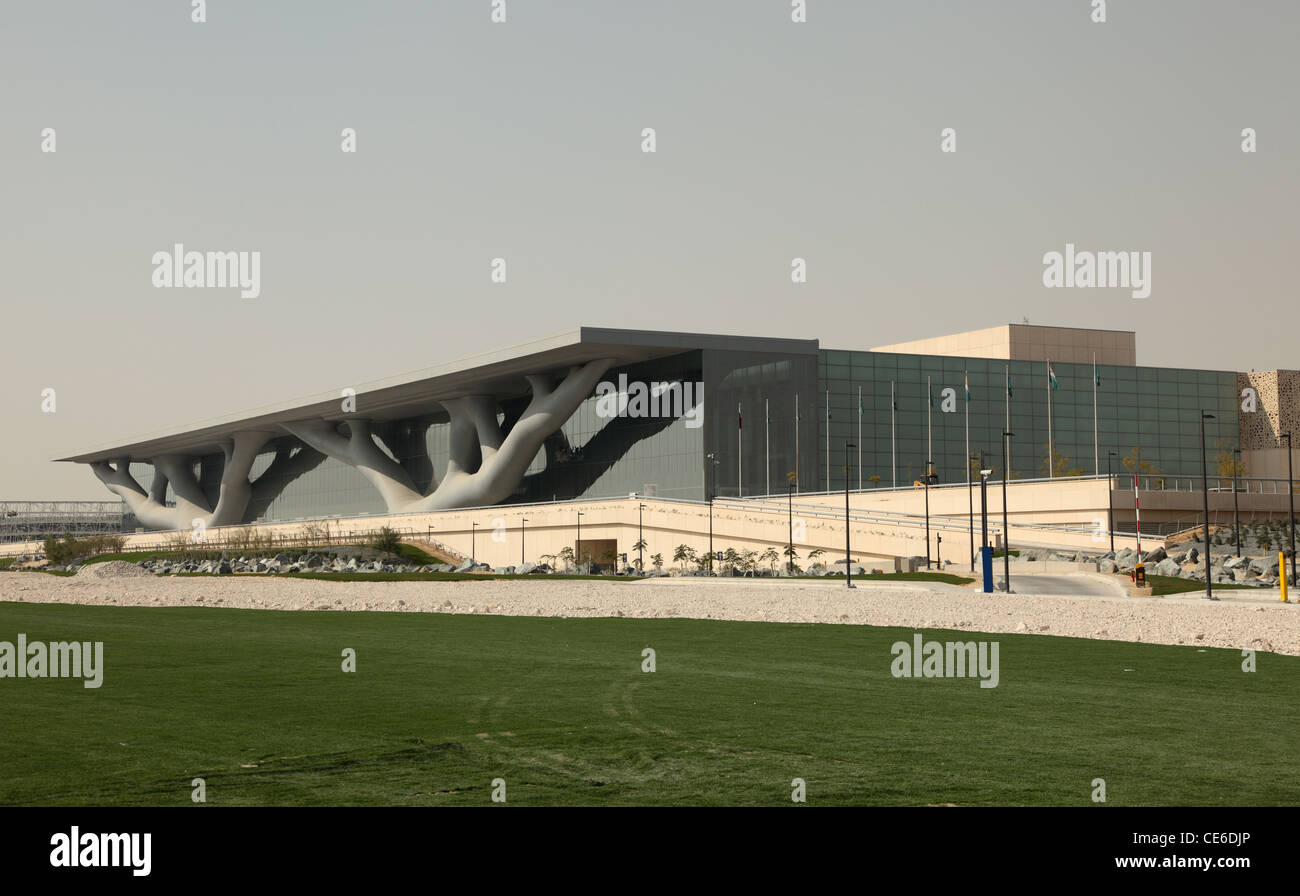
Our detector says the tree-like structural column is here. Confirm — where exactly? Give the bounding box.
[286,358,614,513]
[90,431,277,530]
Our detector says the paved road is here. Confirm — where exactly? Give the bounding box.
[1008,574,1127,597]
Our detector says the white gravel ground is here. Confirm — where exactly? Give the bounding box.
[0,566,1296,655]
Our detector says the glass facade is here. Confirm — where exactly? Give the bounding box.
[817,352,1240,491]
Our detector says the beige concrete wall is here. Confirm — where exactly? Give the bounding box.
[868,325,1135,366]
[870,326,1012,360]
[8,479,1290,565]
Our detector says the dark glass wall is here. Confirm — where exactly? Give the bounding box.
[818,352,1240,490]
[702,348,819,498]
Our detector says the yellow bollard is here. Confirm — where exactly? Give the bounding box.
[1281,552,1288,603]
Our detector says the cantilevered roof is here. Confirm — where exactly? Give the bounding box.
[56,327,819,464]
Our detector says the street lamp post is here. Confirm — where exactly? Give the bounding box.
[1285,432,1296,588]
[845,442,856,589]
[638,503,646,575]
[1107,451,1117,555]
[471,521,477,565]
[706,452,718,575]
[1001,431,1014,592]
[1232,447,1241,558]
[520,518,527,566]
[576,511,583,573]
[1201,412,1216,600]
[1284,431,1294,587]
[787,476,795,575]
[924,459,932,570]
[968,453,977,572]
[979,469,990,551]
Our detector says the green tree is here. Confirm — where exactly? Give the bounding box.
[371,526,401,555]
[651,552,664,572]
[673,544,692,571]
[557,545,575,571]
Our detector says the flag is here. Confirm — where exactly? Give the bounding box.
[738,403,742,429]
[964,372,971,403]
[1006,371,1013,398]
[859,393,864,417]
[1048,364,1060,390]
[928,382,934,408]
[1096,368,1102,387]
[891,381,897,410]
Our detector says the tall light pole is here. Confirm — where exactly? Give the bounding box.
[924,458,933,570]
[471,521,477,565]
[1107,451,1117,555]
[638,503,646,574]
[520,518,527,566]
[1232,447,1241,558]
[787,474,796,575]
[1201,412,1216,600]
[1284,431,1296,588]
[576,511,583,573]
[845,441,856,589]
[1001,431,1014,592]
[706,452,718,575]
[968,452,977,572]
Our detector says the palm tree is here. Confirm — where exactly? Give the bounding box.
[673,544,692,571]
[651,552,664,572]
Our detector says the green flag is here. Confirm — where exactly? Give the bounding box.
[1048,364,1060,390]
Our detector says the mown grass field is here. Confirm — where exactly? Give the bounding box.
[0,600,1295,806]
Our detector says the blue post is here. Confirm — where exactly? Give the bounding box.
[981,546,994,593]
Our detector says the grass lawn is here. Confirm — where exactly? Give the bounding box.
[1,601,1295,806]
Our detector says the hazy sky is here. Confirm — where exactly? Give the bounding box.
[3,1,1297,499]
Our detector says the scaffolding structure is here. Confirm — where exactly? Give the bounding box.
[0,500,123,544]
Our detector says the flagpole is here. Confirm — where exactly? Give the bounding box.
[1047,358,1054,479]
[825,389,830,492]
[738,401,742,498]
[794,393,799,495]
[1093,353,1099,476]
[891,380,897,489]
[966,369,973,571]
[857,386,862,490]
[765,398,770,496]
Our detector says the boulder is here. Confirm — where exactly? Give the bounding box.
[216,560,232,575]
[1223,555,1250,570]
[1142,546,1167,564]
[454,559,475,573]
[1154,558,1182,577]
[1099,560,1118,574]
[1185,547,1199,564]
[1249,556,1278,576]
